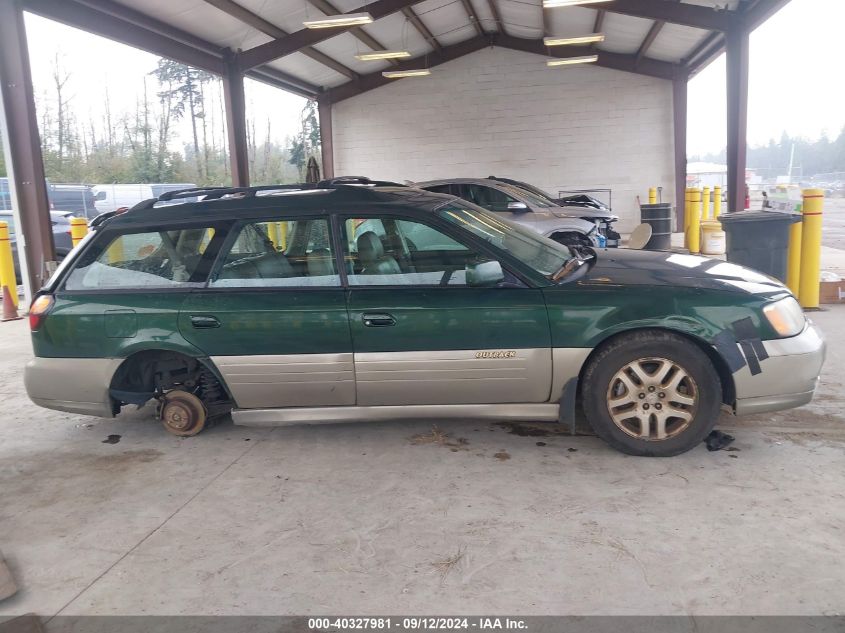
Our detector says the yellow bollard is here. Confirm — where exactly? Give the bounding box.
[687,189,702,254]
[798,189,824,309]
[701,186,711,221]
[69,217,88,247]
[107,236,124,264]
[0,222,18,308]
[713,186,722,218]
[683,188,692,248]
[786,220,802,297]
[278,222,288,251]
[648,187,657,204]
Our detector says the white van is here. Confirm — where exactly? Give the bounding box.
[92,183,197,214]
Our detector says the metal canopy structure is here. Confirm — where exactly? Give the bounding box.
[0,0,791,298]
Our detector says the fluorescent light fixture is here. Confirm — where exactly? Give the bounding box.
[382,68,431,78]
[303,12,373,28]
[543,33,605,46]
[355,50,412,61]
[542,0,611,8]
[546,54,599,67]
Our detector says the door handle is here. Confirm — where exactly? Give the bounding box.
[190,315,221,329]
[362,313,396,327]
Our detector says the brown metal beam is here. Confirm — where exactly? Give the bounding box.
[202,0,358,79]
[223,52,249,186]
[593,8,606,33]
[606,0,733,32]
[244,66,321,99]
[324,33,680,103]
[323,36,491,102]
[725,26,749,213]
[673,74,688,228]
[0,0,55,296]
[497,33,678,80]
[541,5,550,37]
[317,100,334,179]
[486,0,503,34]
[239,0,427,70]
[306,0,399,66]
[636,20,666,63]
[23,0,224,73]
[460,0,485,36]
[401,7,441,52]
[744,0,792,31]
[24,0,321,96]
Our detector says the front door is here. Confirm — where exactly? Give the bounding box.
[341,214,552,406]
[179,215,354,409]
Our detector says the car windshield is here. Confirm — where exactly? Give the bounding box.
[438,203,572,278]
[498,183,555,208]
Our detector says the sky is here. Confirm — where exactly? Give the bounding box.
[688,0,845,156]
[16,0,845,158]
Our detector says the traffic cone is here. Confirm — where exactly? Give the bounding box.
[1,285,21,322]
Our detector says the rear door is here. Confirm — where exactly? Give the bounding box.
[179,214,354,410]
[341,212,552,406]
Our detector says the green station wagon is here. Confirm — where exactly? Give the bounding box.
[24,181,825,456]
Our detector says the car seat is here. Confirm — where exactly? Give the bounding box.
[356,232,401,275]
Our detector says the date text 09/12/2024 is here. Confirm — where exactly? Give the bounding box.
[308,617,528,630]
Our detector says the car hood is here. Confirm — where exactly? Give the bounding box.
[576,248,790,297]
[547,205,617,221]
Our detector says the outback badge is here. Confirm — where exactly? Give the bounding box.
[475,350,517,359]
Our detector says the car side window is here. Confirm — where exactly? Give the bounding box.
[343,216,507,288]
[64,227,217,290]
[464,185,514,212]
[210,217,339,288]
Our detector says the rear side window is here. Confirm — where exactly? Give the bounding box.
[210,217,339,288]
[64,227,217,290]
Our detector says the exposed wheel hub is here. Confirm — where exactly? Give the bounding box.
[159,391,207,437]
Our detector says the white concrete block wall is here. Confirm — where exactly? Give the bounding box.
[331,46,677,233]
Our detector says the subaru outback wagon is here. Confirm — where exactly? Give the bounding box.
[24,180,825,456]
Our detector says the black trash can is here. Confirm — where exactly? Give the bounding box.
[719,210,801,282]
[640,203,673,250]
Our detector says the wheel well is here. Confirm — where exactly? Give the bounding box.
[576,327,736,407]
[550,231,590,246]
[109,350,231,412]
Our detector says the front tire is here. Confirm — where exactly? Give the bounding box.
[581,331,721,456]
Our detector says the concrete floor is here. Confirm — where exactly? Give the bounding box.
[0,306,844,619]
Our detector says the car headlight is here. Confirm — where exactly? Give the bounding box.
[763,296,805,338]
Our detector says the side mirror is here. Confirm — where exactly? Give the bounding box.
[94,191,106,201]
[507,201,529,212]
[466,260,505,287]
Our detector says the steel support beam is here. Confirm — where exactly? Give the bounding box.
[223,53,250,187]
[673,74,688,228]
[203,0,358,79]
[324,36,491,102]
[401,7,441,52]
[24,0,224,73]
[318,100,334,180]
[744,0,792,31]
[606,0,733,32]
[0,0,55,300]
[725,27,749,213]
[460,0,485,36]
[306,0,398,66]
[636,20,666,64]
[486,0,503,33]
[239,0,427,70]
[498,34,678,80]
[325,34,678,102]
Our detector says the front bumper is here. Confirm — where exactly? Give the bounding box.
[733,322,826,416]
[24,357,122,417]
